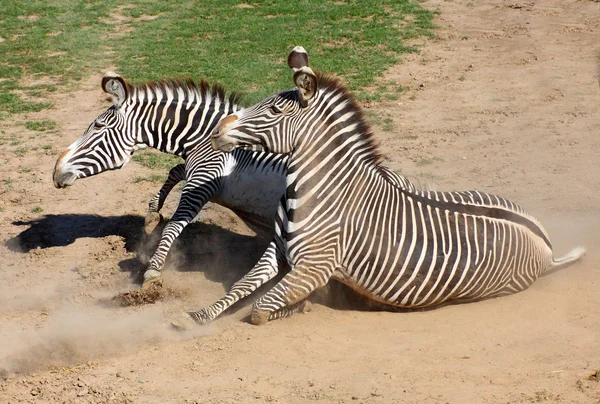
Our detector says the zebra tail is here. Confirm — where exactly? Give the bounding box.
[550,246,586,270]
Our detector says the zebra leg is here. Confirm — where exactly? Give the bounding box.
[264,300,313,322]
[143,174,221,287]
[145,163,186,234]
[186,236,283,324]
[250,263,333,325]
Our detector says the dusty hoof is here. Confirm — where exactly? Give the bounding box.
[142,270,162,289]
[250,309,269,326]
[144,211,163,234]
[300,300,312,314]
[170,312,198,331]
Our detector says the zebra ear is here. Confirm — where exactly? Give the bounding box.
[101,72,128,108]
[293,66,317,106]
[288,46,309,72]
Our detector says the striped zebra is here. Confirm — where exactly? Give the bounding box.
[190,46,586,326]
[53,73,289,286]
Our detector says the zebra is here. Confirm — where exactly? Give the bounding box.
[188,46,586,326]
[53,73,289,286]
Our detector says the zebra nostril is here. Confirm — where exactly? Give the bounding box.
[53,170,77,188]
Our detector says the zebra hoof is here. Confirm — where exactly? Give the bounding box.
[141,270,162,289]
[170,312,198,331]
[250,309,269,326]
[144,211,163,234]
[299,300,312,314]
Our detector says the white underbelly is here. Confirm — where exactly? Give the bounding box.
[213,166,286,220]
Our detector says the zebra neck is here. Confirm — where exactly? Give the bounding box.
[284,148,379,223]
[128,91,235,157]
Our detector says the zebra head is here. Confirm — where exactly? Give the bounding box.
[211,46,317,155]
[53,72,137,188]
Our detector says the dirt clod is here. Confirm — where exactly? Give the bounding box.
[110,280,180,306]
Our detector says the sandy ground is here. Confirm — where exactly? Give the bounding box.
[1,0,599,403]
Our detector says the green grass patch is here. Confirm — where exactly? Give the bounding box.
[365,110,396,132]
[416,156,443,166]
[132,150,183,170]
[4,178,15,192]
[13,147,28,157]
[132,174,168,184]
[0,0,436,135]
[113,1,435,104]
[31,206,44,213]
[0,1,118,119]
[25,120,56,131]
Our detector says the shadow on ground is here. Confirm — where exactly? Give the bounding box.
[6,214,144,253]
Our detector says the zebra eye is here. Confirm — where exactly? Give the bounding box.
[93,121,105,130]
[269,105,282,114]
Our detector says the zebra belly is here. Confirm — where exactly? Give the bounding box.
[212,160,286,222]
[341,213,553,309]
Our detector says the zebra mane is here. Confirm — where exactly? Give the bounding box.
[315,72,385,168]
[126,77,243,107]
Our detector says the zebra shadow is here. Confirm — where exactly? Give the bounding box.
[5,213,395,313]
[6,214,144,253]
[5,213,269,289]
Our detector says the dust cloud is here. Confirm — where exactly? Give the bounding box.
[0,303,214,376]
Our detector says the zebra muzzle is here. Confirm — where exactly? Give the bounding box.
[211,135,236,153]
[211,114,239,153]
[53,169,78,188]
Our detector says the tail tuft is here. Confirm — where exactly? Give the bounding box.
[551,246,586,269]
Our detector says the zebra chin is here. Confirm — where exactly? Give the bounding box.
[53,169,79,189]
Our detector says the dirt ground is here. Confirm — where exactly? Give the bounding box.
[1,0,599,402]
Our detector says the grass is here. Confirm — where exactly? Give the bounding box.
[0,2,113,119]
[31,206,44,213]
[416,156,443,166]
[0,1,436,121]
[132,174,168,184]
[13,147,28,157]
[25,120,56,131]
[114,1,436,104]
[365,111,396,132]
[132,150,183,170]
